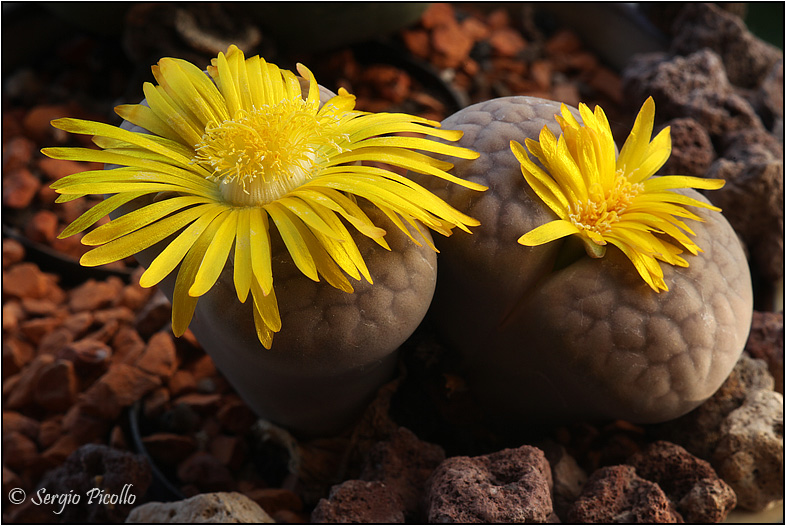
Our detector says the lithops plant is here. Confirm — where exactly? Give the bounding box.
[42,46,483,436]
[419,96,753,426]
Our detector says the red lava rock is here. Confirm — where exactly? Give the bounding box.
[530,60,552,91]
[189,353,217,381]
[401,29,430,60]
[217,396,257,435]
[111,325,146,364]
[80,363,161,420]
[21,297,60,317]
[59,338,112,371]
[460,16,490,43]
[142,432,197,466]
[545,28,583,56]
[246,488,303,514]
[628,441,736,523]
[3,136,35,171]
[2,167,41,208]
[60,311,94,337]
[426,445,554,523]
[4,353,56,409]
[119,280,154,311]
[22,104,76,143]
[110,424,127,450]
[62,404,111,444]
[489,27,527,57]
[24,210,59,244]
[661,117,715,177]
[588,66,624,105]
[168,369,198,396]
[551,82,581,108]
[38,434,84,472]
[570,465,683,523]
[360,426,445,519]
[134,289,173,338]
[3,410,41,440]
[37,416,64,450]
[420,2,455,30]
[33,358,79,412]
[2,431,39,472]
[173,392,222,413]
[2,262,60,300]
[2,238,25,267]
[655,353,775,461]
[432,23,474,69]
[312,480,406,523]
[2,337,35,377]
[68,277,124,312]
[142,386,170,420]
[3,300,24,332]
[670,3,782,89]
[37,157,88,181]
[708,128,783,284]
[177,452,236,493]
[745,311,784,393]
[135,331,178,379]
[93,306,136,326]
[37,327,74,357]
[19,316,62,345]
[210,434,247,470]
[34,444,152,524]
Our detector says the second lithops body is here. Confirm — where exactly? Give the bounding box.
[420,96,753,426]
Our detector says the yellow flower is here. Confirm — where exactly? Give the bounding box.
[42,45,483,348]
[511,97,725,292]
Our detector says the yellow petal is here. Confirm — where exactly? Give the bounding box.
[189,210,239,297]
[517,220,580,246]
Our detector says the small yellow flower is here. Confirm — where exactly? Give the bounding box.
[42,45,483,348]
[511,97,725,292]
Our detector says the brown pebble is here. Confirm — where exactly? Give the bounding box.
[217,397,257,435]
[111,325,146,364]
[80,363,161,420]
[3,136,35,171]
[2,410,41,440]
[168,369,197,396]
[142,433,197,466]
[2,300,25,333]
[209,435,247,470]
[177,452,236,493]
[4,354,56,409]
[68,278,123,312]
[247,487,304,514]
[173,392,222,413]
[109,425,128,450]
[489,28,527,57]
[19,317,62,345]
[37,417,63,450]
[2,338,35,378]
[24,210,59,244]
[2,167,41,208]
[135,331,178,379]
[37,157,87,181]
[142,387,170,419]
[2,262,59,300]
[33,359,79,412]
[22,104,75,143]
[2,431,39,472]
[21,297,58,317]
[37,327,74,357]
[2,238,25,267]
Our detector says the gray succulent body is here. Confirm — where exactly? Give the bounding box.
[419,96,753,424]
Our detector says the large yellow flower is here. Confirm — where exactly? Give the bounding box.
[512,97,725,292]
[42,45,483,348]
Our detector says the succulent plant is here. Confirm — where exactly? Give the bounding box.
[418,96,753,426]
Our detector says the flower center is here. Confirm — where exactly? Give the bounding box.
[569,172,642,234]
[193,99,344,206]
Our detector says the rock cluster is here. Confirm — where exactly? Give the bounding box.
[622,2,784,295]
[654,352,784,512]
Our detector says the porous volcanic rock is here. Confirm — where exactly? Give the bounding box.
[568,464,683,523]
[659,117,715,178]
[426,445,554,523]
[670,3,782,89]
[745,311,784,393]
[713,389,784,511]
[311,480,406,523]
[628,440,736,522]
[126,492,274,523]
[359,426,445,519]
